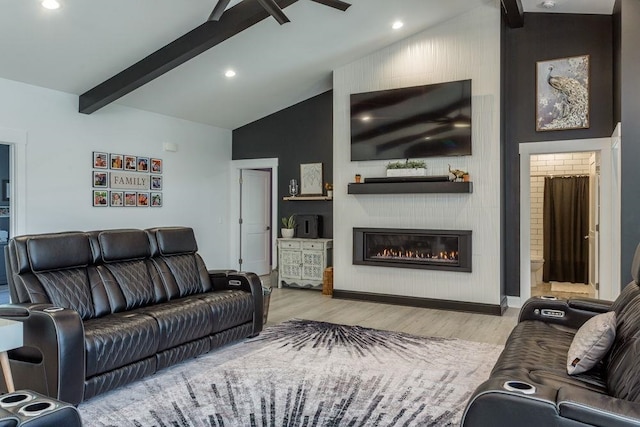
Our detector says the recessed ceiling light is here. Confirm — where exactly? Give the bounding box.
[41,0,61,10]
[225,69,236,78]
[392,21,404,30]
[540,0,556,9]
[361,115,371,122]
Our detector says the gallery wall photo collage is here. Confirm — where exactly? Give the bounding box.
[92,151,163,207]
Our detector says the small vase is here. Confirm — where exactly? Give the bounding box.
[281,228,294,238]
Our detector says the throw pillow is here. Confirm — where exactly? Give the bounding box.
[567,311,617,375]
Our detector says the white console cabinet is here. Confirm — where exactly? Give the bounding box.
[277,238,333,289]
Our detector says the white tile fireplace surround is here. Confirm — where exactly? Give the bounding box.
[332,3,502,313]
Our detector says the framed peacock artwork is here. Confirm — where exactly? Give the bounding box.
[536,54,590,131]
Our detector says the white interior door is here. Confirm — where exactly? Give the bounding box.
[240,169,271,275]
[588,155,600,293]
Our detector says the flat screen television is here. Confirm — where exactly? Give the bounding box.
[350,79,472,161]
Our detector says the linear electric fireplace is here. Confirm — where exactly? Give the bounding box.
[353,228,472,272]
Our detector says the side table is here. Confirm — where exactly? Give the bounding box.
[0,319,23,392]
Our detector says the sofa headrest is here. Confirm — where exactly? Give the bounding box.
[97,229,151,262]
[26,233,91,273]
[147,227,197,256]
[632,242,640,284]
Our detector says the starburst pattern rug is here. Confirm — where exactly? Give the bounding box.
[79,319,502,426]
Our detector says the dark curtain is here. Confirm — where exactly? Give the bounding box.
[543,176,589,284]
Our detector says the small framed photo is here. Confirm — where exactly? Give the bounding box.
[300,162,323,195]
[137,192,149,207]
[93,152,108,169]
[151,158,163,174]
[93,171,108,188]
[110,154,123,170]
[150,192,163,207]
[150,175,162,190]
[124,155,137,171]
[93,190,108,207]
[137,157,149,172]
[124,191,137,207]
[110,191,124,207]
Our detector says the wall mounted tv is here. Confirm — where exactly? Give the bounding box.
[350,79,472,161]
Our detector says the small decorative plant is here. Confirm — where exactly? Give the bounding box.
[281,214,295,229]
[386,159,426,170]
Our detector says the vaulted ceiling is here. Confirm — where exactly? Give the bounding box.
[0,0,614,129]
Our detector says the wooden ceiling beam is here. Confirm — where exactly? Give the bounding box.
[79,0,299,114]
[501,0,524,28]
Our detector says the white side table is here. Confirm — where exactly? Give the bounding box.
[0,319,23,392]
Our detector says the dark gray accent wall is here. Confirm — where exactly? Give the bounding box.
[502,13,614,296]
[616,0,640,284]
[233,91,333,238]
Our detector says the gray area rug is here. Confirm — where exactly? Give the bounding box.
[79,319,502,426]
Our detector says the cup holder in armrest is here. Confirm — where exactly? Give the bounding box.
[0,393,35,408]
[503,381,536,395]
[539,296,558,300]
[18,401,57,417]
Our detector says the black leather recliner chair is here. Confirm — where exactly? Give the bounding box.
[0,227,263,406]
[462,243,640,426]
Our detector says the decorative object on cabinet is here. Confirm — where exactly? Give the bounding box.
[386,159,427,177]
[277,238,333,289]
[448,164,467,182]
[295,214,321,239]
[536,54,589,131]
[281,215,295,238]
[355,174,361,183]
[300,163,323,195]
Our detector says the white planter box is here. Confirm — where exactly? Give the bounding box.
[386,168,427,177]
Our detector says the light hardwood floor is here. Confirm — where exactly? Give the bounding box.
[265,287,519,346]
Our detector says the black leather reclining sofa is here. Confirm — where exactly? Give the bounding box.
[462,244,640,426]
[0,226,263,406]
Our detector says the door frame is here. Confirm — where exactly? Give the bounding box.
[229,158,278,271]
[518,137,617,305]
[0,127,27,238]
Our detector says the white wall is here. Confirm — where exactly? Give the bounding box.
[332,3,501,305]
[0,77,232,267]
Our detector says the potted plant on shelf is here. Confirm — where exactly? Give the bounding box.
[281,214,295,238]
[325,182,333,198]
[386,159,427,177]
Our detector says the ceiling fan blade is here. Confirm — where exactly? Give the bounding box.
[256,0,291,24]
[309,0,351,11]
[208,0,232,21]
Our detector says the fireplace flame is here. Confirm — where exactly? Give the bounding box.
[375,248,458,262]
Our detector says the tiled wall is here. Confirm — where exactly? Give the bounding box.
[529,152,593,260]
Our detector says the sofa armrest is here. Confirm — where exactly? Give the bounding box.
[558,386,640,427]
[518,297,605,329]
[567,297,613,313]
[0,304,85,406]
[215,272,264,336]
[462,378,560,427]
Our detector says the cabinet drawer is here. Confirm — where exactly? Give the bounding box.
[302,241,324,250]
[280,240,301,249]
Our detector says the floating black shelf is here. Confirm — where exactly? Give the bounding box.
[347,181,473,194]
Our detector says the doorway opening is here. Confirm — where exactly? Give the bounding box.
[0,144,9,290]
[519,138,618,305]
[229,158,279,275]
[528,152,597,300]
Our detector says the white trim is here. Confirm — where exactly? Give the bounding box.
[229,158,279,271]
[507,296,522,308]
[0,127,27,237]
[519,138,617,302]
